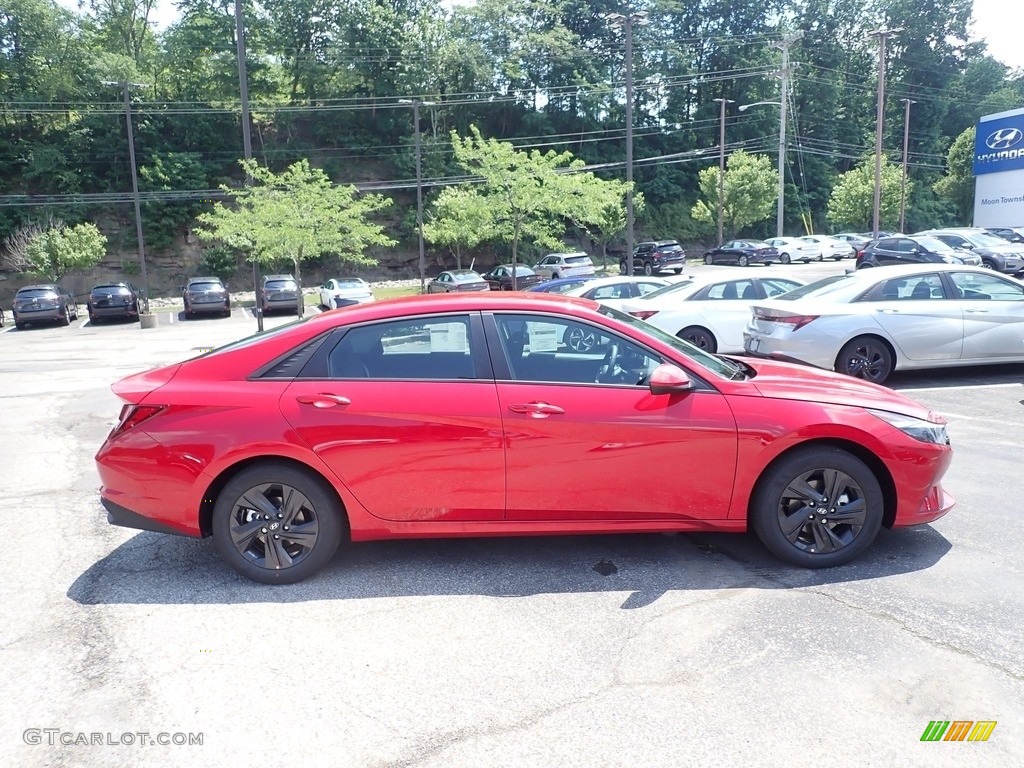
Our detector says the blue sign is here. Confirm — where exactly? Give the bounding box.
[974,113,1024,175]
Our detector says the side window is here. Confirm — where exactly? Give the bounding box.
[637,282,662,296]
[950,272,1024,301]
[904,275,945,300]
[494,314,661,386]
[762,278,802,297]
[706,280,751,300]
[328,316,476,379]
[893,239,915,253]
[589,284,628,300]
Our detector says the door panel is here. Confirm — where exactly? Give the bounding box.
[949,272,1024,360]
[869,275,962,361]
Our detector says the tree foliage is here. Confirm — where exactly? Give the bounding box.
[826,157,911,231]
[422,186,495,269]
[934,127,975,224]
[2,221,108,281]
[692,150,778,237]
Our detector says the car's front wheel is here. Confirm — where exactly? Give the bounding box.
[643,262,654,276]
[704,254,714,265]
[212,462,346,584]
[619,261,629,275]
[751,447,884,568]
[779,253,791,264]
[835,336,894,384]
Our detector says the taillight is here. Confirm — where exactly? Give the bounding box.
[110,404,165,438]
[753,307,819,330]
[629,310,659,320]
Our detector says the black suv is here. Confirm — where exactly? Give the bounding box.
[87,282,140,323]
[12,284,79,329]
[856,235,981,269]
[620,240,687,276]
[182,276,231,318]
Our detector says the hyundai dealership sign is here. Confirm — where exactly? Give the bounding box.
[973,107,1024,227]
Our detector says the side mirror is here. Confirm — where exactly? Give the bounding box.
[648,363,694,395]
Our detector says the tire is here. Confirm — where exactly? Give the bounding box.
[704,254,714,266]
[212,462,346,584]
[751,446,884,568]
[60,306,71,326]
[222,308,231,318]
[982,259,997,270]
[619,261,629,275]
[674,268,684,275]
[834,336,894,384]
[738,255,749,267]
[678,326,716,352]
[551,272,560,280]
[16,321,26,330]
[780,253,791,265]
[643,262,654,276]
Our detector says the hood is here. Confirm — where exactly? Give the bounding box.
[738,357,938,421]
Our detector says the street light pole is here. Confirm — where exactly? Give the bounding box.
[739,100,785,237]
[899,98,915,234]
[400,98,434,294]
[606,11,647,275]
[234,0,263,329]
[870,27,902,238]
[103,80,150,321]
[713,98,734,246]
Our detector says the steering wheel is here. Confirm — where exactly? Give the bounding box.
[595,342,620,383]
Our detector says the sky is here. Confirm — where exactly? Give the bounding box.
[55,0,1024,71]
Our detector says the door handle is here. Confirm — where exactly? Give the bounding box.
[875,308,900,313]
[296,394,351,408]
[964,308,989,314]
[508,402,565,417]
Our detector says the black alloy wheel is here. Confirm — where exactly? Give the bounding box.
[678,326,716,352]
[213,463,345,584]
[566,325,598,353]
[751,447,884,567]
[835,336,894,384]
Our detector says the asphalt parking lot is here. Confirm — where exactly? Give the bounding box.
[1,264,1022,768]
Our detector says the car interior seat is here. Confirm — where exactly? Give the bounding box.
[740,284,757,300]
[911,281,933,300]
[722,282,738,299]
[880,280,904,300]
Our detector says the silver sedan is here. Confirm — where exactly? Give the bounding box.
[742,264,1024,383]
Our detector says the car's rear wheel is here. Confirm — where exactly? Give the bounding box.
[751,447,884,568]
[816,253,823,262]
[60,306,71,326]
[674,268,684,274]
[780,253,791,264]
[15,320,25,330]
[678,326,716,352]
[738,255,749,267]
[212,462,345,584]
[551,272,560,279]
[704,254,714,265]
[835,336,894,384]
[619,261,629,275]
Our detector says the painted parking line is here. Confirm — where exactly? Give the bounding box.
[896,382,1022,392]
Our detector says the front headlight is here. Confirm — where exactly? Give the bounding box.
[868,409,949,445]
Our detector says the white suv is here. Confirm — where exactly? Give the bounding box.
[531,252,596,279]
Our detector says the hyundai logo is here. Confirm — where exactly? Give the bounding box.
[986,128,1024,150]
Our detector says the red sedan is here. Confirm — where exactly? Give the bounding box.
[95,293,954,584]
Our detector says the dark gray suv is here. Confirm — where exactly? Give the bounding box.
[916,228,1024,274]
[182,276,231,318]
[12,284,79,329]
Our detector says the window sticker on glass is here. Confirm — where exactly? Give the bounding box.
[429,322,469,352]
[526,322,559,352]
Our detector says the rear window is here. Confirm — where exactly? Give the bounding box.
[188,281,223,291]
[514,266,536,276]
[564,255,591,264]
[16,288,58,298]
[776,274,859,301]
[453,272,482,281]
[92,285,130,295]
[656,243,682,251]
[266,280,297,290]
[335,279,365,288]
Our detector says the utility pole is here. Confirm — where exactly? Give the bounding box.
[400,99,434,294]
[713,98,734,246]
[103,80,150,322]
[606,11,647,275]
[899,98,915,234]
[771,31,802,237]
[870,27,902,238]
[234,0,263,329]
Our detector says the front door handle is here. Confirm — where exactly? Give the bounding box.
[296,394,351,408]
[508,402,565,418]
[964,308,989,314]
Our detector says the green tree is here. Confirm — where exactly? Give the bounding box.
[826,157,910,231]
[691,150,778,237]
[422,186,495,269]
[934,127,975,225]
[449,126,633,278]
[195,159,395,314]
[2,221,107,281]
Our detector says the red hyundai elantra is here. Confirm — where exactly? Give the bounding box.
[95,293,954,584]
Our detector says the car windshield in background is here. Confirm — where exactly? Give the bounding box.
[336,280,365,288]
[635,280,695,301]
[968,233,1010,247]
[266,280,296,291]
[776,274,858,301]
[189,282,223,292]
[748,241,773,249]
[915,236,956,252]
[17,288,58,298]
[596,304,741,379]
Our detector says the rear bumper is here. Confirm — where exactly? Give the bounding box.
[90,305,138,318]
[14,308,63,322]
[102,497,195,537]
[187,302,230,314]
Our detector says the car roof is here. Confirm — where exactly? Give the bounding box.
[17,284,59,291]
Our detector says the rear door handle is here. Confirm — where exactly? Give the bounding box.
[296,394,351,408]
[964,308,989,314]
[508,402,565,417]
[875,308,900,313]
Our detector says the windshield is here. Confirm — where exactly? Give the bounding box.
[914,236,955,253]
[776,274,857,301]
[634,279,695,301]
[966,232,1010,247]
[597,304,742,379]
